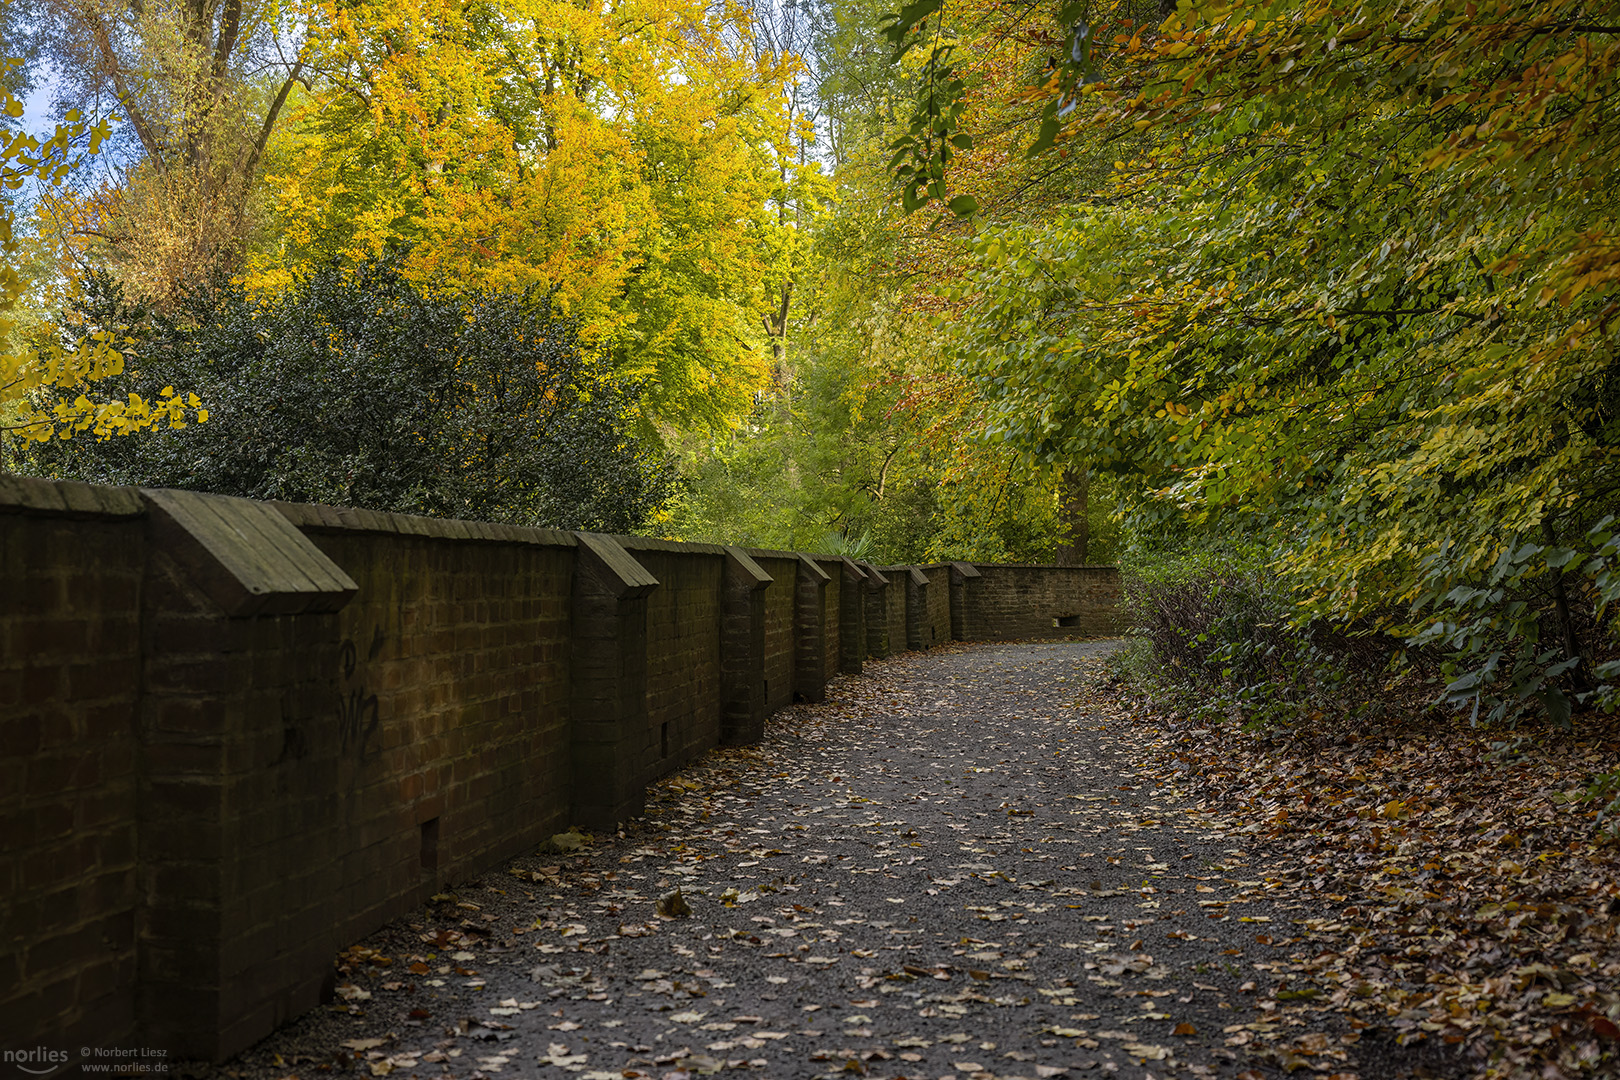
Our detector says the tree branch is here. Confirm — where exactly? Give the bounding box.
[242,62,305,182]
[87,14,165,167]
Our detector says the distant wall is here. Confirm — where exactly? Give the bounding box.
[0,476,1119,1063]
[971,563,1122,640]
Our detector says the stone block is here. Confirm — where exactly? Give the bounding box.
[793,555,830,704]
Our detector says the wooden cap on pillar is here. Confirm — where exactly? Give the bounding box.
[141,487,357,617]
[574,532,659,598]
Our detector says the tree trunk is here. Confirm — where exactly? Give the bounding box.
[762,280,791,387]
[1054,466,1089,565]
[1543,518,1592,695]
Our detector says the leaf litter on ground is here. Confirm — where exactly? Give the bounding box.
[186,638,1567,1080]
[1084,668,1620,1080]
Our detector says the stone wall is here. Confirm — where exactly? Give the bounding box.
[921,563,952,648]
[753,553,799,715]
[971,563,1123,639]
[0,481,146,1059]
[1,477,1119,1062]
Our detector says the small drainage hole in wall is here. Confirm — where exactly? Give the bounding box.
[1055,614,1080,628]
[420,817,440,872]
[661,721,670,758]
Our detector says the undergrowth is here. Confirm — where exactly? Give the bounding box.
[1105,538,1620,830]
[1106,539,1426,731]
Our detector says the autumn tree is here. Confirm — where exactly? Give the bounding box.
[2,77,203,460]
[31,0,305,305]
[250,0,802,431]
[910,0,1620,721]
[747,0,834,384]
[665,0,1112,563]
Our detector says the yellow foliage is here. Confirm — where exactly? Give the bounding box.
[247,0,802,429]
[0,71,203,443]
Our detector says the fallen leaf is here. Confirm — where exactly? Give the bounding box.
[1122,1043,1170,1061]
[657,888,693,918]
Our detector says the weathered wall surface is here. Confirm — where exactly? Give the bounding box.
[229,511,580,1056]
[818,559,842,686]
[972,564,1122,640]
[751,553,798,715]
[884,572,908,652]
[624,540,725,780]
[921,563,952,648]
[1,476,1120,1063]
[0,482,145,1058]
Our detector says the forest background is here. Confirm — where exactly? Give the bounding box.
[0,0,1111,562]
[5,4,1620,1074]
[1,0,1618,753]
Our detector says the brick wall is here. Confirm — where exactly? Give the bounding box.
[751,553,799,713]
[815,558,842,686]
[862,565,892,659]
[970,564,1122,639]
[137,542,342,1057]
[0,480,145,1059]
[1,476,1120,1062]
[883,571,907,652]
[623,541,724,779]
[252,515,577,1055]
[920,564,952,648]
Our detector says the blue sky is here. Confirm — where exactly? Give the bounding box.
[18,65,60,138]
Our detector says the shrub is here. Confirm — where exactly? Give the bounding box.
[26,257,676,533]
[1111,539,1417,730]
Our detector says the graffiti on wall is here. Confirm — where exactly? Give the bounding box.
[338,626,385,762]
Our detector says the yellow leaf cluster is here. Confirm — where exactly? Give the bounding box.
[246,0,802,429]
[0,69,203,443]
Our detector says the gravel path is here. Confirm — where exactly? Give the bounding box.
[204,640,1437,1080]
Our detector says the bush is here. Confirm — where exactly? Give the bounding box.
[24,257,676,533]
[1111,539,1417,730]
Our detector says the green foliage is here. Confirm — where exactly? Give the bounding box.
[664,372,1116,565]
[1111,536,1415,731]
[880,0,977,215]
[818,529,874,559]
[661,358,947,561]
[661,181,1103,565]
[942,0,1620,725]
[1590,767,1620,838]
[30,257,674,532]
[0,70,204,445]
[1413,518,1620,727]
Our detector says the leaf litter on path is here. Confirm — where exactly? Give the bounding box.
[1086,673,1620,1080]
[195,639,1503,1080]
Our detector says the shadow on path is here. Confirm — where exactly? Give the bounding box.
[207,640,1463,1080]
